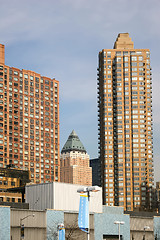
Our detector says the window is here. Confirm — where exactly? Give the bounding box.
[131,56,137,61]
[139,56,143,61]
[24,74,28,79]
[4,181,8,185]
[11,181,15,186]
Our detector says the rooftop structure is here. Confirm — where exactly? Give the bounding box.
[61,130,86,153]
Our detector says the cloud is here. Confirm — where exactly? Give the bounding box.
[0,0,160,179]
[0,0,159,45]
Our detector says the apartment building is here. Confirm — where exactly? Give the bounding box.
[0,44,59,184]
[97,33,153,211]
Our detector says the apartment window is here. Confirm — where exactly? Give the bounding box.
[4,181,8,185]
[24,74,28,79]
[124,57,128,61]
[131,56,137,61]
[139,56,143,61]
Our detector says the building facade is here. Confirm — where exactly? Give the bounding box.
[2,205,160,240]
[26,181,102,212]
[90,158,101,186]
[0,165,30,204]
[97,33,153,211]
[0,43,60,184]
[60,130,92,186]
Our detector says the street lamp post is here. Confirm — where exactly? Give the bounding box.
[114,221,125,240]
[143,226,150,240]
[20,214,35,240]
[77,186,101,240]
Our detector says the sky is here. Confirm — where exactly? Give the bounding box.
[0,0,160,183]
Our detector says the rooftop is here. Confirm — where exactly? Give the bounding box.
[113,33,134,50]
[61,130,86,153]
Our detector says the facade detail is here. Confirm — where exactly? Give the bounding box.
[0,165,30,203]
[60,130,92,186]
[97,33,154,211]
[0,44,60,184]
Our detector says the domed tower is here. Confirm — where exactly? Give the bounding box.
[60,130,92,186]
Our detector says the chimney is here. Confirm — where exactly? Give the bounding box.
[0,44,5,65]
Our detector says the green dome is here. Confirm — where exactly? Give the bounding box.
[61,130,86,154]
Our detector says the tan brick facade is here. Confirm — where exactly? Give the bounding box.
[98,33,153,211]
[0,43,60,184]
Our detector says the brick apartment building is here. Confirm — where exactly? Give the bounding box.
[0,43,60,184]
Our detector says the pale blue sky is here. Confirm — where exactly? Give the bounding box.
[0,0,160,183]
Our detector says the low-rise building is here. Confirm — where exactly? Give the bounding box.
[25,181,102,213]
[1,205,160,240]
[0,165,30,204]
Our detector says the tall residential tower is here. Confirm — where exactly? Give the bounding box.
[0,44,60,184]
[98,33,153,211]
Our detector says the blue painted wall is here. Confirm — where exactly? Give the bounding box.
[46,210,64,240]
[154,216,160,240]
[94,206,130,240]
[0,206,10,240]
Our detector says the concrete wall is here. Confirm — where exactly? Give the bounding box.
[64,212,94,240]
[26,182,102,213]
[11,209,46,240]
[94,206,130,240]
[130,216,154,240]
[0,206,10,240]
[2,204,160,240]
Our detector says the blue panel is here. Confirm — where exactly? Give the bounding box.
[78,195,89,232]
[154,216,160,239]
[0,206,10,240]
[94,206,130,240]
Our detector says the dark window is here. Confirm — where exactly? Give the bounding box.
[11,181,15,187]
[4,181,8,185]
